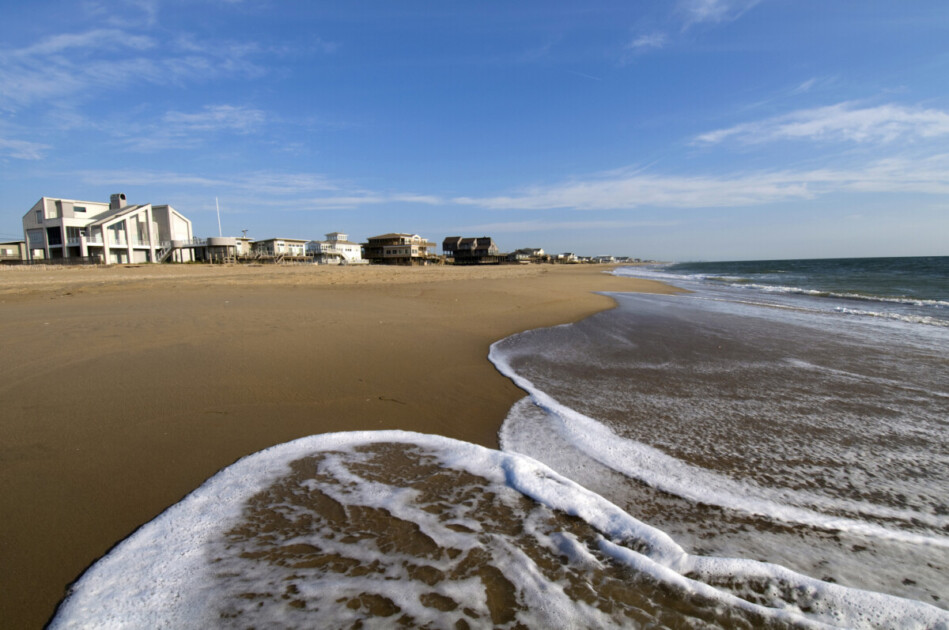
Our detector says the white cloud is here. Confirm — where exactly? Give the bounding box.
[619,0,760,64]
[452,219,681,234]
[695,102,949,145]
[78,170,340,196]
[679,0,762,26]
[627,33,667,52]
[0,29,265,111]
[0,136,49,160]
[14,29,156,57]
[67,152,949,217]
[454,170,813,210]
[292,194,444,211]
[790,78,818,95]
[83,0,161,28]
[163,105,266,133]
[452,156,949,211]
[97,104,270,153]
[75,169,445,208]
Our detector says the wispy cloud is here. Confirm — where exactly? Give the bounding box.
[73,152,949,217]
[454,171,812,210]
[76,169,445,208]
[78,170,340,196]
[0,136,49,160]
[14,29,156,57]
[100,104,270,152]
[452,155,949,211]
[163,105,266,133]
[294,194,444,211]
[678,0,762,27]
[790,78,818,95]
[451,219,681,234]
[0,29,266,111]
[695,102,949,145]
[627,32,667,53]
[83,0,162,28]
[620,0,760,64]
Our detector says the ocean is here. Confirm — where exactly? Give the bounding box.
[51,257,949,629]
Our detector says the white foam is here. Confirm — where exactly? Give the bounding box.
[48,431,949,629]
[489,339,949,545]
[835,306,949,327]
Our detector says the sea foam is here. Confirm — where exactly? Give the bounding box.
[48,431,949,629]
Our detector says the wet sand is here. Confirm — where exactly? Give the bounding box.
[0,263,680,627]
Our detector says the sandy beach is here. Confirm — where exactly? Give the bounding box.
[0,263,679,627]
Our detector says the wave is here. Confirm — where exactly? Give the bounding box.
[728,282,949,308]
[489,340,949,542]
[833,306,949,327]
[49,431,949,629]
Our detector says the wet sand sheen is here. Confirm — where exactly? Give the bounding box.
[0,263,680,627]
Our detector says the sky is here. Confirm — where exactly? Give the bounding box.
[1,0,948,261]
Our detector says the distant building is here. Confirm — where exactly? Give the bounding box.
[235,236,254,257]
[0,240,27,264]
[193,237,238,262]
[362,233,438,265]
[251,238,308,258]
[442,236,501,264]
[22,194,194,264]
[306,232,364,264]
[508,247,547,263]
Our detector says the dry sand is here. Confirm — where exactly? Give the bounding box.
[0,263,680,627]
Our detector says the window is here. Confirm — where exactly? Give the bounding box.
[36,210,43,223]
[74,206,86,213]
[46,226,62,246]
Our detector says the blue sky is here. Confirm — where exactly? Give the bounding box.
[1,0,947,261]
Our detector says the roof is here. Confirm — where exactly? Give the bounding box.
[444,236,493,245]
[367,233,419,240]
[38,196,109,206]
[87,204,149,228]
[255,237,309,243]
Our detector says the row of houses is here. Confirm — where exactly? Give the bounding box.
[3,194,641,266]
[9,194,432,266]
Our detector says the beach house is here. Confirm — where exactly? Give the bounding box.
[442,236,501,264]
[362,233,438,265]
[306,232,364,264]
[251,238,308,260]
[0,240,27,264]
[508,248,547,263]
[22,194,194,264]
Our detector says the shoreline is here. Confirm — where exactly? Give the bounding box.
[0,263,681,627]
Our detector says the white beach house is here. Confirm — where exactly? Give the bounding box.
[22,194,194,264]
[251,238,308,258]
[305,232,364,264]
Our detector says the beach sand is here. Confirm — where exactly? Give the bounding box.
[0,263,679,627]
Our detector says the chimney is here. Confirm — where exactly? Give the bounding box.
[110,193,127,210]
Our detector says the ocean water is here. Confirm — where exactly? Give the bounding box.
[51,257,949,629]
